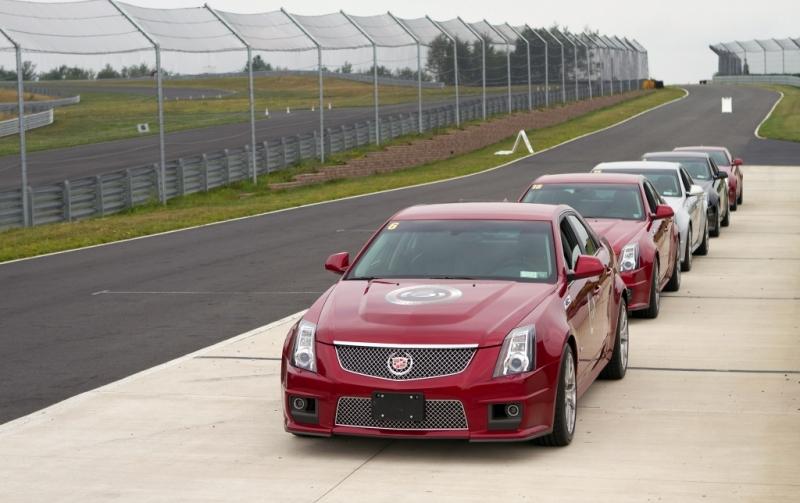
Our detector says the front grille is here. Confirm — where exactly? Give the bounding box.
[335,397,468,430]
[334,343,475,381]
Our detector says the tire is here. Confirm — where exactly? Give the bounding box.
[664,246,681,292]
[640,262,660,319]
[696,219,710,256]
[730,193,738,212]
[721,201,730,227]
[709,207,721,237]
[738,188,743,205]
[535,345,576,447]
[600,298,629,380]
[681,228,693,272]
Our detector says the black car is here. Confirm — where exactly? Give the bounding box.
[642,151,729,237]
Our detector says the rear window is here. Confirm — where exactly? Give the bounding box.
[679,149,730,166]
[522,183,645,220]
[593,169,682,198]
[646,156,712,181]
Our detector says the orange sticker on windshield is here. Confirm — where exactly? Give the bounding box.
[387,222,399,230]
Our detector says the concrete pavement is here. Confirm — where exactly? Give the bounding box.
[1,165,798,502]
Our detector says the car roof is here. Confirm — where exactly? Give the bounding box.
[533,172,644,185]
[593,161,683,172]
[643,151,710,160]
[674,145,728,153]
[392,202,566,221]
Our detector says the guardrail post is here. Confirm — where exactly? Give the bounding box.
[26,186,33,227]
[201,154,209,191]
[295,135,301,163]
[152,164,161,203]
[280,137,287,169]
[312,131,319,160]
[125,168,133,209]
[63,180,72,222]
[325,128,332,157]
[224,149,233,185]
[262,141,270,174]
[95,175,104,217]
[177,158,185,196]
[243,145,252,181]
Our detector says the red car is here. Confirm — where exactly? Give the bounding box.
[282,203,629,446]
[519,174,680,318]
[674,146,744,211]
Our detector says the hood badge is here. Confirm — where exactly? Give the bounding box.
[385,285,463,306]
[387,351,414,376]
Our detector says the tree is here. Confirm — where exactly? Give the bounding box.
[39,65,95,80]
[245,55,272,72]
[120,63,152,78]
[339,61,353,74]
[97,64,121,79]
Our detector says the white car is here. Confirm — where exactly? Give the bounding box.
[592,161,709,272]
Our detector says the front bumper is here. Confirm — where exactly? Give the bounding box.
[620,266,651,311]
[283,343,561,441]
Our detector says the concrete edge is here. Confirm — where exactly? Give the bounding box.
[1,88,689,268]
[0,310,306,435]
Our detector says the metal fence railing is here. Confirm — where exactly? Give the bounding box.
[0,95,80,113]
[0,109,53,137]
[0,85,649,231]
[712,75,800,87]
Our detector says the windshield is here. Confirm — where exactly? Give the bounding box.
[679,149,729,166]
[647,156,712,181]
[348,220,556,283]
[594,169,682,198]
[522,183,645,220]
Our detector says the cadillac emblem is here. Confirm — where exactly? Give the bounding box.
[387,351,414,376]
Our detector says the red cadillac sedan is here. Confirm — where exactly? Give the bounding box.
[674,146,744,211]
[519,174,680,318]
[282,203,628,446]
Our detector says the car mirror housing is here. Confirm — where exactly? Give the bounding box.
[689,184,705,197]
[567,255,605,281]
[325,252,350,275]
[733,158,743,166]
[653,204,674,219]
[717,171,729,179]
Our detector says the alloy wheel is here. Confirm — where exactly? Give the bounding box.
[564,356,577,435]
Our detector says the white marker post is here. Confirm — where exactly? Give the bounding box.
[721,97,733,113]
[495,130,534,155]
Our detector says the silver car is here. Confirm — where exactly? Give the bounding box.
[592,161,709,272]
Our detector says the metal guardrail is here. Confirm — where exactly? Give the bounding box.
[0,95,80,113]
[0,109,54,137]
[0,82,644,231]
[712,75,800,87]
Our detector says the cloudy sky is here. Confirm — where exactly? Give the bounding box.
[6,0,798,83]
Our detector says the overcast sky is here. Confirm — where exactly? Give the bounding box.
[13,0,800,83]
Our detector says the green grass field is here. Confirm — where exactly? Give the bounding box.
[758,85,800,142]
[0,75,515,156]
[0,87,684,262]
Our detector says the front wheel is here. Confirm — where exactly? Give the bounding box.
[665,246,681,292]
[535,345,576,447]
[681,228,693,272]
[710,207,721,237]
[721,201,731,227]
[600,298,629,380]
[696,220,710,256]
[640,262,660,319]
[738,188,743,205]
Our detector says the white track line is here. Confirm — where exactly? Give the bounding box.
[754,90,784,139]
[1,89,689,268]
[0,310,305,434]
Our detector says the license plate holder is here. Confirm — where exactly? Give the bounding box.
[371,391,425,423]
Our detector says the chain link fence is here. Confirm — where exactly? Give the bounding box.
[711,38,800,76]
[0,0,649,231]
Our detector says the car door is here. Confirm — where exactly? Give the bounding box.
[680,167,703,247]
[559,215,594,382]
[565,213,612,373]
[643,180,671,283]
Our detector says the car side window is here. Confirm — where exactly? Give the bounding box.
[642,182,658,212]
[708,158,720,177]
[559,218,582,270]
[679,168,692,192]
[566,215,599,256]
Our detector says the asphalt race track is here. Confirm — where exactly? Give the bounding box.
[0,94,486,189]
[1,84,798,423]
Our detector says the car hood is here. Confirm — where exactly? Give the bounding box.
[585,218,644,252]
[315,279,556,347]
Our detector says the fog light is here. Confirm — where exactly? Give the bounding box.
[505,404,520,417]
[292,397,306,410]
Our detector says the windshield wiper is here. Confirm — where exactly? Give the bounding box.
[426,275,478,280]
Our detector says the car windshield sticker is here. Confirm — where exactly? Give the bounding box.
[387,222,399,230]
[385,285,463,306]
[530,184,543,190]
[520,271,545,279]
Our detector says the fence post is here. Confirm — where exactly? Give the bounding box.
[280,137,288,168]
[95,175,104,217]
[312,131,319,160]
[125,169,133,209]
[224,149,232,185]
[295,135,301,163]
[244,144,253,181]
[262,141,270,174]
[63,180,72,222]
[201,154,210,191]
[177,158,185,196]
[26,185,33,227]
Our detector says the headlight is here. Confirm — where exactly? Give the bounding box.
[493,325,535,377]
[619,242,639,272]
[292,320,317,372]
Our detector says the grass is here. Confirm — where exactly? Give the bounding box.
[0,87,685,262]
[757,85,800,142]
[0,75,510,156]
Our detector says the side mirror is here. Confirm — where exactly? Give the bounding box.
[716,171,729,179]
[567,255,605,281]
[733,158,743,166]
[325,252,350,275]
[688,184,705,197]
[653,204,674,219]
